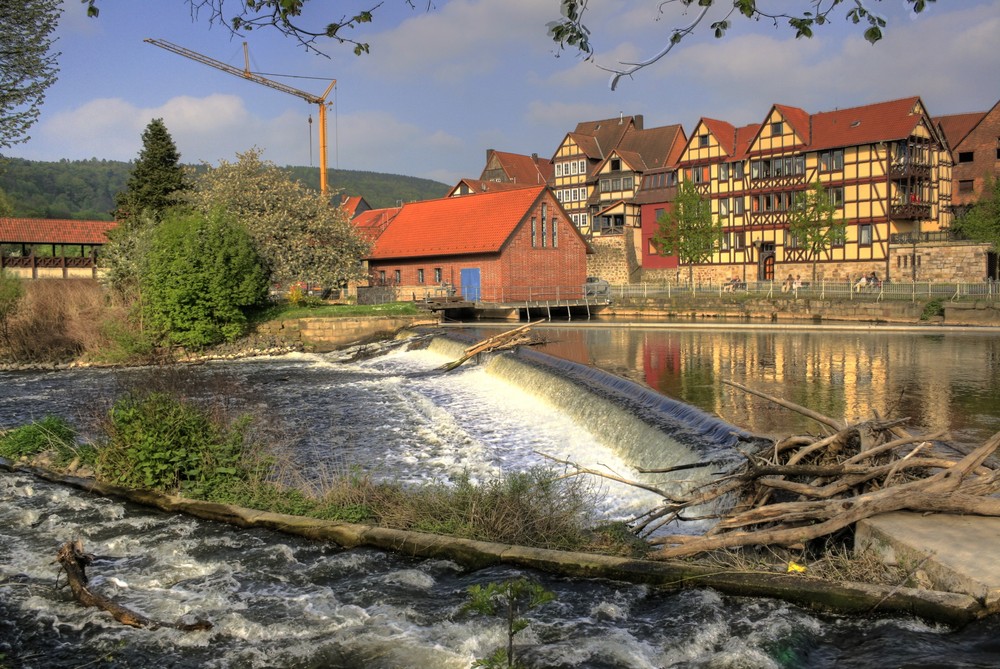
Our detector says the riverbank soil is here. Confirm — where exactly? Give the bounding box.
[857,513,1000,613]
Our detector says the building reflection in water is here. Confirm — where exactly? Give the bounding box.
[531,326,999,450]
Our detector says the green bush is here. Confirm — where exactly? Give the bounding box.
[0,415,88,467]
[96,391,258,496]
[141,208,269,348]
[920,298,945,320]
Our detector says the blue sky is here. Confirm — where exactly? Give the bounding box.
[6,0,1000,187]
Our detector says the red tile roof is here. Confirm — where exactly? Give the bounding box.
[486,150,553,185]
[339,195,369,219]
[773,104,811,142]
[0,218,117,245]
[808,96,932,152]
[370,186,546,260]
[449,179,537,196]
[935,111,986,150]
[352,207,401,242]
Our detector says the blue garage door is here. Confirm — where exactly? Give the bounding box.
[460,268,481,302]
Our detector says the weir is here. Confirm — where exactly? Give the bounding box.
[424,334,749,473]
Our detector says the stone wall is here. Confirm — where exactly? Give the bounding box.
[889,240,991,283]
[605,294,1000,327]
[255,315,438,352]
[586,232,637,283]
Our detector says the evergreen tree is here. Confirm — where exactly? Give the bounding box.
[0,0,60,149]
[113,118,187,221]
[106,119,188,295]
[652,181,721,285]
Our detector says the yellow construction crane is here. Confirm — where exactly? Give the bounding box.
[145,38,337,196]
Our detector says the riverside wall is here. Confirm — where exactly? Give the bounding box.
[602,295,1000,327]
[254,314,439,352]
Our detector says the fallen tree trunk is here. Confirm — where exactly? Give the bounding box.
[439,322,537,371]
[55,539,212,631]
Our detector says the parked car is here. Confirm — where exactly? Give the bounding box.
[584,276,611,298]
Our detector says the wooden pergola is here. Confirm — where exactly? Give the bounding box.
[0,218,117,279]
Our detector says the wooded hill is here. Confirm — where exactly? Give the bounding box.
[0,157,451,221]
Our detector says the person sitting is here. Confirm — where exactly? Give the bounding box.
[781,275,794,293]
[723,276,737,292]
[792,275,803,290]
[868,271,880,290]
[854,274,868,293]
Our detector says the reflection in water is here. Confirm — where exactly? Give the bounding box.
[526,326,1000,449]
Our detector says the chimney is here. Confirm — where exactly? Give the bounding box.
[634,114,644,130]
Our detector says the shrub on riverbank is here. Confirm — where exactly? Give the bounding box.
[0,414,93,469]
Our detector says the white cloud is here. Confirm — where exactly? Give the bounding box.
[360,0,556,82]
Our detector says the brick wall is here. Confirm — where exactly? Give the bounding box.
[951,103,1000,207]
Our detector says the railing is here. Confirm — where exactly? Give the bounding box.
[362,280,1000,307]
[606,279,999,303]
[889,230,964,245]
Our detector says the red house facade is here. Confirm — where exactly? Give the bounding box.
[367,186,592,302]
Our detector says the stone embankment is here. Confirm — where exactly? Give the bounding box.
[603,295,1000,327]
[254,314,438,352]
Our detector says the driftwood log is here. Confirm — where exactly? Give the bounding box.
[546,380,1000,560]
[55,539,212,631]
[439,321,538,371]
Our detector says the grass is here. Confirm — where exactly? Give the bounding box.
[250,301,423,323]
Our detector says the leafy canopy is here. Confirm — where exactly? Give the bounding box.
[787,182,847,282]
[79,1,933,86]
[141,208,269,348]
[953,177,1000,280]
[652,180,721,283]
[0,0,61,148]
[184,148,371,291]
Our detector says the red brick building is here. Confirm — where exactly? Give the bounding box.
[367,186,592,302]
[936,98,1000,213]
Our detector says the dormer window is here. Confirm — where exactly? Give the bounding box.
[610,158,621,171]
[771,121,784,135]
[698,134,709,148]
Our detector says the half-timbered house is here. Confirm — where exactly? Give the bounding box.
[653,96,954,283]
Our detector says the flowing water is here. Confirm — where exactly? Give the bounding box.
[2,328,999,667]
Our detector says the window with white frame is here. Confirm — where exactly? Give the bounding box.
[578,159,586,174]
[719,198,730,216]
[555,162,563,177]
[570,161,578,175]
[719,163,729,181]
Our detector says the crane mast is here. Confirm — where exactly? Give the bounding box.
[145,38,336,196]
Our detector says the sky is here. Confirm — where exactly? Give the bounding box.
[6,0,1000,188]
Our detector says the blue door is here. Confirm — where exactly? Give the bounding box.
[460,268,481,302]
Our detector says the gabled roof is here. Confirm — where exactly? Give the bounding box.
[369,186,547,260]
[339,195,370,219]
[558,115,643,164]
[0,218,117,245]
[772,104,811,143]
[699,118,738,156]
[448,178,536,197]
[482,150,553,185]
[809,96,930,152]
[935,111,988,150]
[617,123,686,171]
[351,207,401,242]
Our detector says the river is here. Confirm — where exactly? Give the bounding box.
[1,324,999,667]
